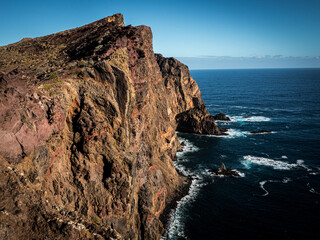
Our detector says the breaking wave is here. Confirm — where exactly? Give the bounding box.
[242,155,310,170]
[164,145,208,240]
[162,177,206,240]
[177,137,199,158]
[209,129,248,139]
[231,116,271,122]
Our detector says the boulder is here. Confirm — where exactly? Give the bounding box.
[213,113,230,121]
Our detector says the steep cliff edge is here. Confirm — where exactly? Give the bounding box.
[0,14,223,239]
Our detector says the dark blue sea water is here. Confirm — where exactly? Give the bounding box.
[163,69,320,240]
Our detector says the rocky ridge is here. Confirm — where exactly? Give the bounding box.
[0,14,223,239]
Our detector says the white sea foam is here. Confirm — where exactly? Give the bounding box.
[176,137,199,158]
[259,178,291,196]
[306,183,320,195]
[173,161,192,176]
[208,128,247,139]
[282,177,291,183]
[296,160,312,171]
[231,116,271,122]
[217,122,231,126]
[225,129,248,138]
[162,177,207,240]
[174,138,199,176]
[242,155,309,170]
[259,181,269,196]
[309,168,320,175]
[163,137,212,239]
[234,170,246,178]
[232,105,248,109]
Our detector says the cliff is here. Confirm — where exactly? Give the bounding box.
[0,14,223,239]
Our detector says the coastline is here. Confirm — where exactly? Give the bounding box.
[160,173,192,239]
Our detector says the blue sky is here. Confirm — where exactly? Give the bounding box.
[1,0,320,69]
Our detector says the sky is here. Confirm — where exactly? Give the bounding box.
[1,0,320,69]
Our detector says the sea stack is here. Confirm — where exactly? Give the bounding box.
[210,163,240,177]
[0,14,224,239]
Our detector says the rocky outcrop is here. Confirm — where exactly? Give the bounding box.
[250,130,272,134]
[213,113,230,121]
[210,163,240,177]
[155,55,223,135]
[0,14,222,239]
[176,105,225,135]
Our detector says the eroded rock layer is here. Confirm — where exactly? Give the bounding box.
[0,14,222,239]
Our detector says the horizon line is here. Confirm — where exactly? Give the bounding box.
[189,67,320,70]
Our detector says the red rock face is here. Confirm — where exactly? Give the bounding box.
[0,70,65,163]
[0,14,222,239]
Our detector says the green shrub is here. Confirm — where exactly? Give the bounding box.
[54,78,62,83]
[92,216,100,224]
[49,74,57,79]
[70,69,82,75]
[44,85,52,91]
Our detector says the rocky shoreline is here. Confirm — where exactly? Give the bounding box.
[159,174,191,238]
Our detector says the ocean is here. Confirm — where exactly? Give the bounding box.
[163,69,320,240]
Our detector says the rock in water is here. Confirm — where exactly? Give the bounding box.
[0,14,225,239]
[175,105,225,135]
[251,130,272,134]
[210,163,240,177]
[219,163,227,172]
[213,113,231,121]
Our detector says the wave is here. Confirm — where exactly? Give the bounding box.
[259,178,291,196]
[296,160,312,171]
[162,162,207,240]
[242,155,309,170]
[250,131,276,135]
[259,181,269,196]
[208,128,247,139]
[235,170,246,177]
[231,116,271,122]
[177,137,199,158]
[173,160,192,177]
[162,177,206,240]
[216,121,231,126]
[306,183,320,195]
[232,105,248,109]
[231,105,301,113]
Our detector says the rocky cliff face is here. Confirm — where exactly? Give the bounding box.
[0,14,223,239]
